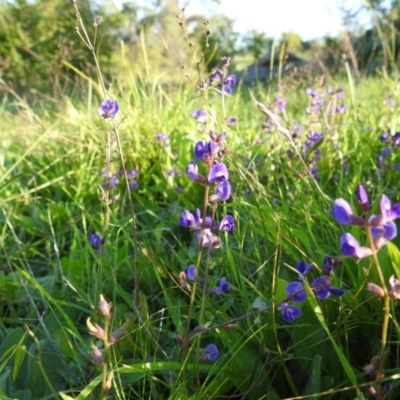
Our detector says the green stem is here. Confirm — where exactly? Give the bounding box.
[366,225,390,396]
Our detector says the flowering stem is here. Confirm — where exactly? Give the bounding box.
[366,225,390,395]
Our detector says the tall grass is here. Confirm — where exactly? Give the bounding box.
[1,7,400,399]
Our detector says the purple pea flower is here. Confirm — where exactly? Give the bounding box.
[98,99,119,119]
[184,265,197,280]
[379,132,390,142]
[323,255,342,275]
[312,276,344,299]
[208,163,229,183]
[225,116,237,126]
[278,303,302,323]
[285,282,306,303]
[129,181,139,190]
[210,180,231,202]
[200,344,219,362]
[219,215,235,232]
[211,277,230,294]
[156,133,169,141]
[191,109,207,119]
[340,233,372,259]
[108,175,119,188]
[393,132,400,147]
[371,220,397,249]
[295,261,312,278]
[194,141,218,162]
[356,184,370,212]
[179,209,201,229]
[89,233,102,247]
[224,74,236,85]
[186,161,207,183]
[381,147,392,157]
[378,195,400,223]
[333,199,364,226]
[125,169,139,179]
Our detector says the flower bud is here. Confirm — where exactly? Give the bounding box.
[99,294,111,318]
[367,283,385,298]
[109,327,124,345]
[87,318,106,340]
[91,344,104,366]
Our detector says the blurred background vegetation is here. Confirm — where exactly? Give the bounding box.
[1,0,400,97]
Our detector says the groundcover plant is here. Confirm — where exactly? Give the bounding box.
[1,2,400,400]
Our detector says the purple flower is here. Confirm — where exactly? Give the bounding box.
[179,209,201,229]
[156,133,169,141]
[129,181,138,190]
[371,220,397,249]
[378,195,400,223]
[333,199,364,226]
[225,116,237,126]
[278,303,302,323]
[200,344,219,362]
[295,261,312,278]
[208,163,229,183]
[335,105,347,114]
[219,215,235,232]
[89,233,102,247]
[393,132,400,147]
[186,161,207,183]
[108,175,119,188]
[194,141,218,162]
[224,74,236,85]
[275,95,288,114]
[379,132,390,142]
[323,255,342,275]
[381,147,392,157]
[356,184,370,212]
[286,281,306,303]
[97,99,119,119]
[340,233,372,258]
[126,169,139,179]
[211,277,230,294]
[175,186,183,193]
[211,180,231,202]
[191,109,207,119]
[312,276,344,299]
[184,265,196,280]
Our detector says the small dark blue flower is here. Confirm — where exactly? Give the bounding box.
[200,344,219,361]
[278,303,302,323]
[312,276,344,299]
[89,233,102,247]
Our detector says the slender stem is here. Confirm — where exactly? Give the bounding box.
[101,315,110,400]
[366,224,390,396]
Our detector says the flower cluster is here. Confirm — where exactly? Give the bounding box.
[377,131,400,171]
[333,185,400,258]
[100,167,139,191]
[210,57,236,95]
[180,129,234,249]
[279,258,344,323]
[179,264,230,295]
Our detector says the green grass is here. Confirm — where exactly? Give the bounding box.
[1,67,400,400]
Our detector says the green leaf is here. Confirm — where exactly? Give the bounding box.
[12,345,26,382]
[387,242,400,278]
[302,354,322,398]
